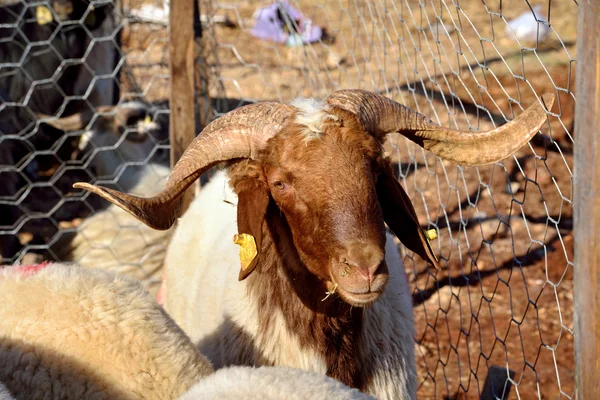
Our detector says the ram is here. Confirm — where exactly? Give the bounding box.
[75,90,554,399]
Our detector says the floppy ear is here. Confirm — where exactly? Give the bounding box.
[234,178,271,280]
[376,161,441,270]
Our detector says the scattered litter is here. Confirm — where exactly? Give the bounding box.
[126,3,170,25]
[125,1,234,27]
[250,1,322,47]
[505,5,550,44]
[505,181,521,195]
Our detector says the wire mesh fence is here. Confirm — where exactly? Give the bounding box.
[0,0,576,398]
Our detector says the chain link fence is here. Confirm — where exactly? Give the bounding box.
[0,0,576,398]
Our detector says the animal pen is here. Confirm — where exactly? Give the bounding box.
[0,0,595,398]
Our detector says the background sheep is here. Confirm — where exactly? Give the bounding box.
[0,0,119,262]
[0,0,119,120]
[0,262,213,399]
[76,90,554,399]
[179,365,374,400]
[40,102,172,295]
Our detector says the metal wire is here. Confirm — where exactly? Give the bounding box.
[0,0,576,398]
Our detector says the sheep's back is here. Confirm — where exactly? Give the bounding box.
[0,263,213,399]
[178,365,375,400]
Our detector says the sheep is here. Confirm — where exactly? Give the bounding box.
[0,261,213,399]
[179,365,374,400]
[74,89,555,399]
[0,0,118,119]
[60,163,173,295]
[38,100,170,185]
[0,0,119,261]
[40,101,172,295]
[0,261,374,400]
[160,168,418,399]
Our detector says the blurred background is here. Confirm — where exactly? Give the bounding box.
[0,1,576,398]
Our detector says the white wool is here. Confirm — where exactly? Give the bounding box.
[162,169,417,400]
[58,164,174,296]
[290,97,339,140]
[178,366,375,400]
[0,262,213,399]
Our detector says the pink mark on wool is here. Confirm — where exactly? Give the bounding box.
[156,270,167,306]
[15,261,51,276]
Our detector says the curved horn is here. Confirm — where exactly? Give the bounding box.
[37,111,91,131]
[73,102,296,230]
[325,90,554,166]
[37,105,115,132]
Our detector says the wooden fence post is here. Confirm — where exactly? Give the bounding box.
[573,0,600,398]
[169,0,196,214]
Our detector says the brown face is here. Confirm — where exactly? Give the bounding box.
[262,118,390,307]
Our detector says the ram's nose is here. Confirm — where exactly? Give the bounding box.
[339,242,385,284]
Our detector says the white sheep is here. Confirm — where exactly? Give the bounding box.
[179,365,374,400]
[60,163,173,295]
[0,0,119,262]
[75,90,554,399]
[0,262,213,399]
[43,102,173,295]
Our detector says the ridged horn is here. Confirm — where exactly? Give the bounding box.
[325,90,554,166]
[73,102,296,230]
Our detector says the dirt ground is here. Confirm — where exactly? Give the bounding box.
[14,0,577,398]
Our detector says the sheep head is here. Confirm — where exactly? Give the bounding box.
[73,90,554,307]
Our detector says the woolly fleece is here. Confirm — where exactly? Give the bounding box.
[178,365,375,400]
[0,262,213,399]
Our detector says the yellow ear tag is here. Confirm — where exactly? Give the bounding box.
[36,6,53,25]
[144,115,152,124]
[424,229,438,241]
[233,233,257,271]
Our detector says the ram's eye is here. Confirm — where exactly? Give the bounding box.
[273,181,287,190]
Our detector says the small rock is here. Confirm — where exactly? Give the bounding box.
[415,343,429,356]
[505,181,521,194]
[326,49,345,69]
[474,211,488,220]
[18,232,34,245]
[430,21,456,36]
